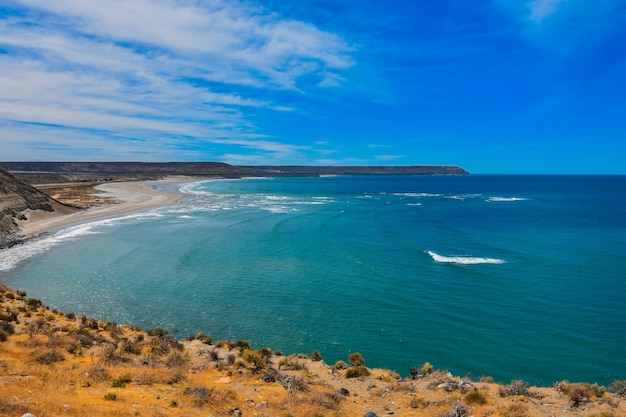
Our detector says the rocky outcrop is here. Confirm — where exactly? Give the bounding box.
[0,167,77,248]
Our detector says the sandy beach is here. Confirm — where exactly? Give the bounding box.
[18,178,188,238]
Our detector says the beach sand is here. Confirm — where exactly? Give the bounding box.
[18,178,188,238]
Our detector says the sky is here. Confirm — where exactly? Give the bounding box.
[0,0,625,173]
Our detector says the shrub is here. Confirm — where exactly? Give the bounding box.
[465,389,488,405]
[235,339,251,351]
[498,403,527,417]
[608,380,626,396]
[0,321,15,335]
[441,402,469,417]
[349,352,365,366]
[554,381,605,407]
[0,329,7,342]
[104,392,117,401]
[35,350,65,364]
[345,366,370,378]
[419,361,434,375]
[311,350,322,362]
[334,360,347,370]
[197,332,213,344]
[279,355,307,371]
[258,347,273,359]
[242,349,266,372]
[25,298,43,310]
[499,380,527,397]
[184,386,237,406]
[112,373,132,388]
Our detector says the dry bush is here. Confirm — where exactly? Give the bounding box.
[34,349,65,364]
[608,380,626,396]
[279,355,307,371]
[465,389,488,405]
[441,402,469,417]
[499,380,527,397]
[554,380,605,407]
[498,403,528,417]
[184,386,237,407]
[166,351,187,368]
[85,365,110,383]
[308,389,343,410]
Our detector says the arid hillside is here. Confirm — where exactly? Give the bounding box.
[0,167,77,248]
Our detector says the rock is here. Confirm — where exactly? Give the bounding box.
[338,388,350,396]
[22,414,37,417]
[262,374,276,383]
[364,413,378,417]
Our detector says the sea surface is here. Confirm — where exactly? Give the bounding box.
[1,175,625,385]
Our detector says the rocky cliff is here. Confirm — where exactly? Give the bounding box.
[0,167,76,248]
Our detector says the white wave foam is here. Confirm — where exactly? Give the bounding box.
[392,192,441,197]
[487,197,527,202]
[427,251,505,265]
[0,223,101,272]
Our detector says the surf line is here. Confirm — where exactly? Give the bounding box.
[427,251,506,265]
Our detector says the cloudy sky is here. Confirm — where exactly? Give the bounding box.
[1,0,624,173]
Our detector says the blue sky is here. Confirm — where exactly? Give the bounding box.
[0,0,624,173]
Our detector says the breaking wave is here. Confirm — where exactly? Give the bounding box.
[427,251,506,265]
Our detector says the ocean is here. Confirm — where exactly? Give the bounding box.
[1,174,625,386]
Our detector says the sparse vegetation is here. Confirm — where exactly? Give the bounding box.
[554,380,605,407]
[498,403,528,417]
[465,388,488,404]
[345,366,370,378]
[499,380,527,397]
[349,352,365,366]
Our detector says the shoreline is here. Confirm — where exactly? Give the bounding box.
[17,177,191,240]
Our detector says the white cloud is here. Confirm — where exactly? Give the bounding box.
[0,0,355,161]
[527,0,567,23]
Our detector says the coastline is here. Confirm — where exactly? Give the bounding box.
[17,177,189,239]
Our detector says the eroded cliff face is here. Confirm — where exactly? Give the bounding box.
[0,167,75,248]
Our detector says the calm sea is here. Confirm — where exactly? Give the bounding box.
[1,175,625,385]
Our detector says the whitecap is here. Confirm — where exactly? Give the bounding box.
[427,251,505,265]
[486,197,527,202]
[0,223,100,272]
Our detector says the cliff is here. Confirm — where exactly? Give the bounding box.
[0,167,77,248]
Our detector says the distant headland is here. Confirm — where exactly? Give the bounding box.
[0,161,469,184]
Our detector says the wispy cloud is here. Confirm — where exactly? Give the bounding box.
[527,0,567,23]
[0,0,355,161]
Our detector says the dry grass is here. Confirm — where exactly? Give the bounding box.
[1,283,626,417]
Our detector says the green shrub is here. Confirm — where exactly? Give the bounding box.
[242,349,266,371]
[465,389,488,405]
[112,373,132,388]
[345,366,370,378]
[349,352,365,366]
[334,360,347,370]
[104,392,117,401]
[25,298,43,310]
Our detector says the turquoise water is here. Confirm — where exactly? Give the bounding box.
[2,175,625,385]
